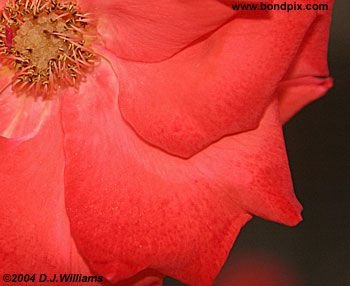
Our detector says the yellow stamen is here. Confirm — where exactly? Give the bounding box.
[0,0,97,99]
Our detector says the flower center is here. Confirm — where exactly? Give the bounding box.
[0,0,97,98]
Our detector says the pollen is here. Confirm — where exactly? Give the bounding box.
[0,0,98,99]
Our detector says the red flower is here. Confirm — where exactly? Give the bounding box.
[0,0,333,285]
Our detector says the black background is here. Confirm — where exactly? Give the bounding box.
[165,1,350,285]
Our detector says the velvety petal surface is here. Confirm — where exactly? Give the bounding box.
[106,4,319,158]
[79,0,239,62]
[61,61,301,286]
[0,100,90,280]
[278,1,334,123]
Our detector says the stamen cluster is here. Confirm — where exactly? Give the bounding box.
[0,0,97,98]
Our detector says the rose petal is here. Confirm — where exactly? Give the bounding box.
[61,61,301,285]
[0,64,12,90]
[79,0,239,62]
[0,66,53,140]
[106,5,318,158]
[278,76,333,123]
[0,101,89,277]
[278,1,334,123]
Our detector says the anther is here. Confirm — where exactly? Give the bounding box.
[0,0,97,99]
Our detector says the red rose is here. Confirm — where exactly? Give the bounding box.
[0,0,333,285]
